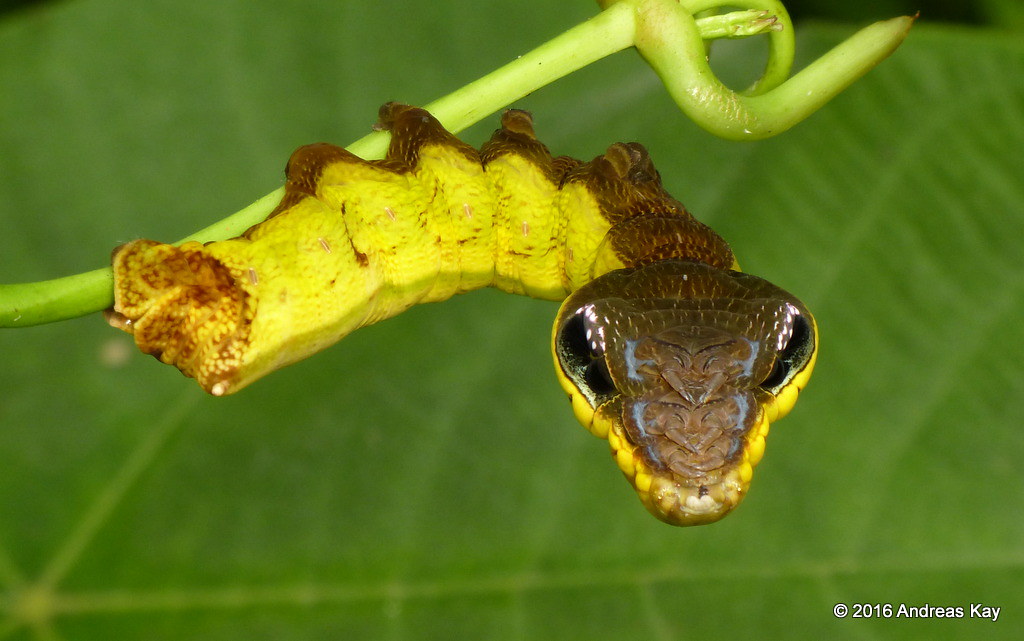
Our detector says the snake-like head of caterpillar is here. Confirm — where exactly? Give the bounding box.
[553,260,817,526]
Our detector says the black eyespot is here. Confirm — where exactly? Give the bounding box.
[759,311,814,393]
[760,357,787,390]
[786,313,812,356]
[584,358,616,397]
[558,310,594,363]
[556,307,618,404]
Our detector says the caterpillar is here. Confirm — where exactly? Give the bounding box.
[107,103,818,525]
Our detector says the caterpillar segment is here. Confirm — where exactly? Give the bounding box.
[108,103,818,525]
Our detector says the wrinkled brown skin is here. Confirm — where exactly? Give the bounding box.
[105,240,255,389]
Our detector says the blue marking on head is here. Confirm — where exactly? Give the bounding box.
[623,338,655,382]
[738,337,760,379]
[629,399,664,467]
[726,393,752,457]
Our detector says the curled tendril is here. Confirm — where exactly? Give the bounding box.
[0,0,912,327]
[626,0,912,138]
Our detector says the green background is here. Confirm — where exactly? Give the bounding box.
[1,0,1022,639]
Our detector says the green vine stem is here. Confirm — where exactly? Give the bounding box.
[0,0,913,328]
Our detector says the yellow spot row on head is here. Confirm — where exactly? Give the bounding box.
[571,392,602,438]
[746,415,769,466]
[615,446,635,479]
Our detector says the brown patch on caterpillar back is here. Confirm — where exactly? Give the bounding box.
[376,102,480,172]
[482,110,559,181]
[480,109,583,185]
[107,239,253,395]
[566,142,685,224]
[562,141,735,275]
[257,143,360,228]
[599,214,735,270]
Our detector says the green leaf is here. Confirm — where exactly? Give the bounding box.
[978,0,1024,29]
[1,2,1022,639]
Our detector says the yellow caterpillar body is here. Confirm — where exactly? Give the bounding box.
[108,104,816,525]
[109,104,730,396]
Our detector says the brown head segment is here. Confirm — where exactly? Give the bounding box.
[553,260,817,524]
